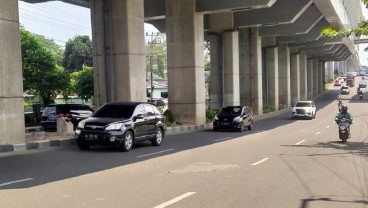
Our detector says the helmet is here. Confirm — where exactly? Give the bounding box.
[341,104,348,113]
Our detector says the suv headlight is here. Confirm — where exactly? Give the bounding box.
[214,116,219,121]
[105,123,123,131]
[78,120,86,129]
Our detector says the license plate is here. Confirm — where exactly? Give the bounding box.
[222,122,229,126]
[340,131,346,133]
[85,134,98,140]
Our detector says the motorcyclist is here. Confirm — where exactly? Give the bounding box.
[337,100,343,112]
[335,104,353,139]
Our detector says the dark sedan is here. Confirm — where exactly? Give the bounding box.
[213,106,254,132]
[75,102,166,152]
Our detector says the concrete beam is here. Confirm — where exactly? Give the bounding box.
[234,0,312,28]
[276,18,329,43]
[259,4,323,37]
[196,0,276,14]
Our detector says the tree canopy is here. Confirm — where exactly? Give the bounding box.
[146,40,167,79]
[62,35,93,72]
[70,66,94,101]
[21,27,70,105]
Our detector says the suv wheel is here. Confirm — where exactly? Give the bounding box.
[118,131,134,152]
[151,128,163,146]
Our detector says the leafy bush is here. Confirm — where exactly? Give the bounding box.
[163,109,175,126]
[206,108,220,123]
[263,105,276,114]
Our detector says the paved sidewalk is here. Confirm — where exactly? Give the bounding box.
[0,107,291,153]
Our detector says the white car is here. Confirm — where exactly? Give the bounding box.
[340,86,350,94]
[291,101,317,120]
[359,80,367,88]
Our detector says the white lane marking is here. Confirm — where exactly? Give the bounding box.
[251,158,270,166]
[137,149,175,158]
[0,178,34,187]
[326,126,330,129]
[214,137,233,142]
[154,192,196,208]
[316,132,321,135]
[295,140,306,145]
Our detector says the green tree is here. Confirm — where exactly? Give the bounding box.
[146,40,167,79]
[21,27,70,105]
[70,66,94,101]
[62,35,93,72]
[35,34,64,65]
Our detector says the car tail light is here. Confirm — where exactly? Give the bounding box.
[41,113,47,119]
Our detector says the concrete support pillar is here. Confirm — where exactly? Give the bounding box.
[321,61,326,91]
[299,52,307,101]
[290,53,300,104]
[209,13,239,108]
[166,0,205,124]
[313,58,319,97]
[318,61,323,94]
[307,58,314,100]
[265,46,279,110]
[91,0,146,107]
[239,28,263,115]
[278,43,291,107]
[326,62,334,82]
[0,0,25,145]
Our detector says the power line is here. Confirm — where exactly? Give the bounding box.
[19,1,90,22]
[20,15,91,34]
[19,8,90,30]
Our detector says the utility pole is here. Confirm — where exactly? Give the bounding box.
[145,32,165,104]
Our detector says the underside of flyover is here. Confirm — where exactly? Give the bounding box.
[0,0,363,145]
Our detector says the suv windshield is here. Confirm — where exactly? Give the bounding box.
[93,104,136,118]
[219,107,242,116]
[295,102,311,107]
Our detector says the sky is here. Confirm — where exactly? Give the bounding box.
[18,0,158,46]
[18,0,368,66]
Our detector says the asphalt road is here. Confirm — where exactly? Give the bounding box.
[1,84,368,208]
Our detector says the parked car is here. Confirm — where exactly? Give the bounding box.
[75,102,166,152]
[213,105,254,132]
[41,104,95,131]
[291,101,316,120]
[340,86,350,95]
[359,80,367,88]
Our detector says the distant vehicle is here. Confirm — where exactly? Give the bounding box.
[340,86,350,95]
[213,106,254,132]
[359,71,366,76]
[75,102,166,152]
[334,80,342,86]
[359,80,367,88]
[346,78,355,87]
[291,101,316,120]
[41,104,95,132]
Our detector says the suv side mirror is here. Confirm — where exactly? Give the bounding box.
[134,114,144,120]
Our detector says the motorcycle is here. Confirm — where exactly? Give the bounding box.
[338,118,351,143]
[358,91,363,100]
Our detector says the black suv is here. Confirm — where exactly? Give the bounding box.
[41,104,95,132]
[75,102,166,152]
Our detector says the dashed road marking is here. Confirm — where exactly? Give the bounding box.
[295,140,306,145]
[316,132,321,135]
[326,126,330,129]
[0,178,34,187]
[154,192,196,208]
[251,158,270,166]
[137,149,175,158]
[214,137,233,142]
